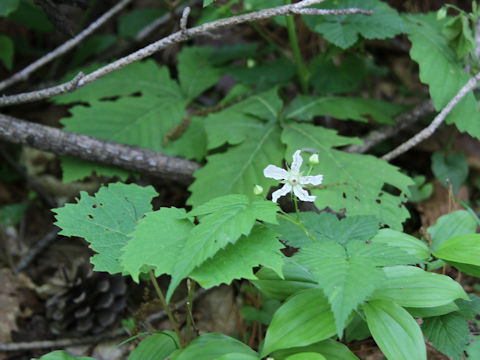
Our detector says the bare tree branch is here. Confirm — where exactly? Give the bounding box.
[382,73,480,161]
[0,0,374,107]
[0,0,132,92]
[0,113,199,183]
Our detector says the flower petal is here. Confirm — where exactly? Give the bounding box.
[300,174,324,186]
[264,165,288,180]
[292,184,316,202]
[271,183,292,202]
[290,150,303,173]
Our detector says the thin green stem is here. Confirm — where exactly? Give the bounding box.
[149,270,184,347]
[185,279,196,345]
[278,211,316,242]
[285,0,309,93]
[292,194,300,221]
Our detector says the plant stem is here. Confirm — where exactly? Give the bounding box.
[278,211,316,242]
[285,0,309,93]
[185,279,196,345]
[149,270,184,347]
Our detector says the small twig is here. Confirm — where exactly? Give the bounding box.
[291,8,373,15]
[0,0,131,92]
[0,0,372,107]
[14,228,59,273]
[180,6,191,39]
[0,331,125,351]
[345,100,435,154]
[382,72,480,161]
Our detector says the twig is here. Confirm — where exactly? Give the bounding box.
[180,7,191,38]
[0,0,131,93]
[0,331,125,351]
[0,0,373,107]
[14,228,59,273]
[382,72,480,161]
[345,100,435,154]
[291,8,372,15]
[0,113,200,184]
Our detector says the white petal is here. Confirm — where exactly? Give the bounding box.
[292,185,316,202]
[290,150,303,173]
[264,165,288,180]
[271,183,292,202]
[300,174,323,186]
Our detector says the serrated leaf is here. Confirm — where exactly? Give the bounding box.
[407,13,480,138]
[53,183,157,274]
[191,225,284,287]
[362,300,426,360]
[261,289,336,356]
[167,195,279,301]
[370,229,430,261]
[434,234,480,266]
[285,95,406,124]
[303,0,406,49]
[121,208,193,282]
[282,122,413,229]
[346,241,421,266]
[456,294,480,320]
[127,331,180,360]
[272,339,360,360]
[371,266,468,307]
[294,241,384,336]
[427,210,477,251]
[422,313,470,360]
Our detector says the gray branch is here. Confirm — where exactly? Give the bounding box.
[0,113,199,184]
[0,0,131,92]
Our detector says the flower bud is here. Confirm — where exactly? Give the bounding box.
[437,7,447,20]
[309,153,319,165]
[253,184,264,195]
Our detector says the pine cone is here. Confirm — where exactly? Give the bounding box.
[46,266,127,336]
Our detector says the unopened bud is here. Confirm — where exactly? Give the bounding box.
[437,7,447,20]
[253,184,264,195]
[309,153,319,165]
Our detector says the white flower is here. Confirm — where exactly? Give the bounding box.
[263,150,323,203]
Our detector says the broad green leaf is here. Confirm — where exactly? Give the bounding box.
[407,13,480,138]
[346,241,422,267]
[431,152,469,193]
[272,339,360,360]
[285,95,406,124]
[408,175,433,202]
[203,0,215,7]
[60,157,131,183]
[406,302,459,318]
[294,241,385,336]
[8,0,53,32]
[282,122,413,229]
[422,313,470,360]
[433,234,480,266]
[467,336,480,358]
[345,314,371,342]
[303,0,406,49]
[241,297,280,325]
[370,229,430,261]
[127,331,180,360]
[32,351,94,360]
[0,0,19,16]
[172,333,259,360]
[362,300,426,360]
[443,14,476,59]
[191,225,285,287]
[285,353,326,360]
[427,210,477,251]
[261,289,336,356]
[53,60,184,104]
[371,266,468,307]
[121,208,193,282]
[178,47,222,101]
[53,183,157,274]
[118,8,166,38]
[253,258,319,301]
[167,195,278,300]
[0,35,14,69]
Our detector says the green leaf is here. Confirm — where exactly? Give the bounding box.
[178,47,222,101]
[272,339,360,360]
[53,183,157,274]
[0,203,28,226]
[408,175,433,202]
[241,296,280,325]
[362,300,426,360]
[118,8,166,38]
[71,35,117,68]
[285,353,326,360]
[32,350,94,360]
[203,0,215,7]
[261,289,336,356]
[282,122,413,229]
[456,294,480,320]
[0,0,19,16]
[433,234,480,266]
[407,13,480,138]
[173,333,259,359]
[422,313,470,360]
[303,0,406,49]
[8,0,53,32]
[431,152,469,193]
[285,95,406,124]
[406,302,459,318]
[294,241,384,336]
[345,314,371,342]
[191,225,285,288]
[371,266,468,307]
[427,210,477,251]
[0,35,14,69]
[167,195,279,301]
[370,229,430,261]
[443,14,476,59]
[127,332,180,360]
[121,208,193,282]
[467,336,480,359]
